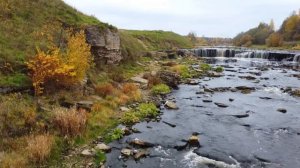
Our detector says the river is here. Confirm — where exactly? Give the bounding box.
[105,52,300,168]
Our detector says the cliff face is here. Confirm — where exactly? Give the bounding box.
[85,26,122,65]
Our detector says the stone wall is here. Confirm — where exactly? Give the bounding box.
[85,26,122,65]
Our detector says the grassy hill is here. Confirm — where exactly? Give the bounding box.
[0,0,114,88]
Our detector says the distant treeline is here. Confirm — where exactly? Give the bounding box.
[233,10,300,48]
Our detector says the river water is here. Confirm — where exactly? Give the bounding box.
[106,57,300,168]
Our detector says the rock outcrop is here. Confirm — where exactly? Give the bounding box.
[85,26,122,65]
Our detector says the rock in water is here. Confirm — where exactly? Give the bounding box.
[121,148,132,157]
[203,99,213,103]
[129,138,155,148]
[229,98,234,102]
[277,108,287,113]
[188,135,200,147]
[134,149,149,160]
[165,101,179,109]
[157,71,180,89]
[214,102,228,108]
[95,143,111,153]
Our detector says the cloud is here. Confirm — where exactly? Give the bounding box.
[64,0,300,37]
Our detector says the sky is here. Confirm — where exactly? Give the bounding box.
[63,0,300,38]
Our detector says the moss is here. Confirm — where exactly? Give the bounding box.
[200,63,212,72]
[151,84,171,95]
[214,66,224,72]
[136,103,159,118]
[0,73,31,88]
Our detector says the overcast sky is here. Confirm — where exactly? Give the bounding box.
[63,0,300,38]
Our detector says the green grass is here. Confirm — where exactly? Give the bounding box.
[151,84,171,95]
[122,30,193,51]
[0,73,31,88]
[0,0,114,87]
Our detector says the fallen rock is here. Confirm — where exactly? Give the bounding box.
[81,149,94,156]
[95,143,111,153]
[121,148,132,157]
[277,108,287,113]
[202,99,213,103]
[130,76,148,84]
[77,101,94,112]
[214,102,228,108]
[188,135,200,147]
[129,139,155,148]
[134,149,149,160]
[157,71,180,89]
[259,97,272,100]
[120,106,130,112]
[165,101,179,109]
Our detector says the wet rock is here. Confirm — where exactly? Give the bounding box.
[95,143,111,153]
[277,108,287,113]
[239,75,256,80]
[77,101,94,112]
[162,121,176,128]
[186,79,199,85]
[207,71,223,77]
[214,102,228,108]
[229,98,234,102]
[129,139,155,148]
[194,148,236,165]
[188,135,200,147]
[130,76,148,84]
[203,99,213,103]
[259,97,272,100]
[81,149,94,156]
[291,89,300,97]
[191,105,205,108]
[249,71,262,76]
[134,149,149,160]
[157,71,180,89]
[235,86,255,91]
[204,88,214,93]
[254,155,271,163]
[121,148,132,157]
[164,101,179,109]
[232,113,249,118]
[211,87,231,92]
[196,89,205,94]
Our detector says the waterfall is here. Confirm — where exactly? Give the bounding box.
[293,54,300,62]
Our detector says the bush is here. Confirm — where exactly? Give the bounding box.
[108,128,124,141]
[26,134,54,164]
[52,108,87,137]
[200,63,212,71]
[1,152,28,168]
[0,94,36,138]
[95,83,114,97]
[151,84,171,95]
[170,65,191,78]
[214,66,224,72]
[136,103,159,118]
[121,112,140,125]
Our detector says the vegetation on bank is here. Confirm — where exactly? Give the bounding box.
[122,30,194,51]
[233,11,300,49]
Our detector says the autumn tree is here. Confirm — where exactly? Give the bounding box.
[266,33,283,47]
[269,19,275,31]
[27,29,92,96]
[187,31,197,45]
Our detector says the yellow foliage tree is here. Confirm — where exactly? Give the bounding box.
[27,28,92,96]
[63,30,92,82]
[266,33,283,47]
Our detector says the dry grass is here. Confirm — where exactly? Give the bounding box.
[121,83,141,102]
[52,108,87,137]
[95,83,114,97]
[1,152,28,168]
[26,134,54,164]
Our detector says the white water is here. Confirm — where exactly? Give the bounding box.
[181,150,241,168]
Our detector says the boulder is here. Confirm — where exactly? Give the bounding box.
[81,149,94,156]
[121,148,132,157]
[77,101,94,112]
[95,143,111,153]
[129,138,155,148]
[157,71,180,89]
[134,149,149,160]
[188,135,200,147]
[165,101,179,109]
[277,108,287,113]
[214,102,228,108]
[120,106,130,112]
[130,76,148,84]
